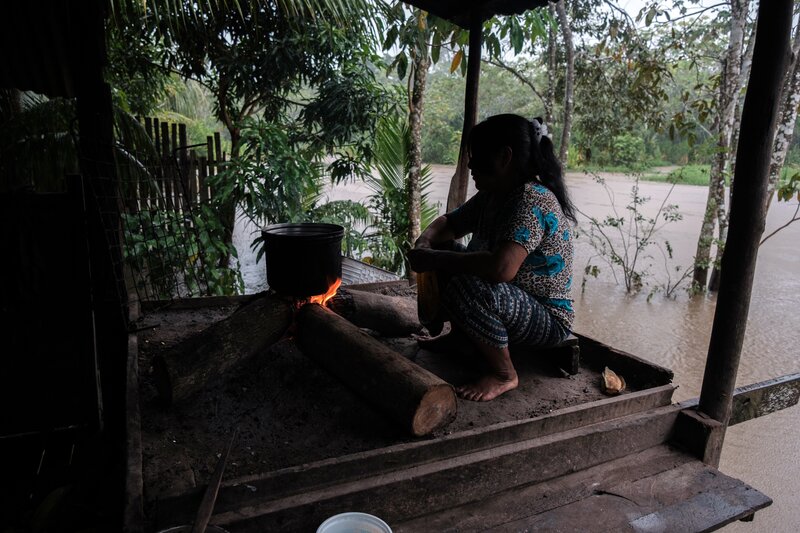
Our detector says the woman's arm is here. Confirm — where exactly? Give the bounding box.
[413,215,463,249]
[408,241,528,283]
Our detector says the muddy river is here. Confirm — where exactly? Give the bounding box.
[233,166,799,531]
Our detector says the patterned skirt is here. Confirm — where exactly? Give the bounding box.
[441,274,569,350]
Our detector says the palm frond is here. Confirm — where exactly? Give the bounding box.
[110,0,374,33]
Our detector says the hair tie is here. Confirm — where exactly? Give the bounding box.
[530,117,549,142]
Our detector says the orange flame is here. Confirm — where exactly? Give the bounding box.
[308,278,342,307]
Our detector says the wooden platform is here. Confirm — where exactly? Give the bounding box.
[395,445,771,532]
[152,401,771,532]
[134,289,778,532]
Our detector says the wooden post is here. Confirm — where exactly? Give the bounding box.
[214,131,223,164]
[697,0,792,453]
[199,156,209,203]
[161,121,173,210]
[446,11,483,212]
[178,124,189,202]
[188,150,198,204]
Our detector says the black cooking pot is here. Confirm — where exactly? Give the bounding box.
[261,223,344,297]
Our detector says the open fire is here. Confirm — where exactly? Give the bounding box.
[308,278,342,307]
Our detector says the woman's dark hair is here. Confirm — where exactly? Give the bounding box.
[468,113,576,222]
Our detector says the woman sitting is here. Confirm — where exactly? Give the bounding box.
[407,113,576,402]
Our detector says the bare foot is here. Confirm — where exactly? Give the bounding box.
[456,372,519,402]
[416,331,475,354]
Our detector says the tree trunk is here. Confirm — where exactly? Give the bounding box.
[728,21,757,181]
[151,293,293,405]
[407,31,429,281]
[215,76,242,272]
[555,0,574,166]
[695,0,748,292]
[327,288,422,336]
[295,303,457,437]
[709,0,749,292]
[692,182,718,290]
[766,15,800,208]
[546,2,558,127]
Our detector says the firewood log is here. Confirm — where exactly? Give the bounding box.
[151,294,293,405]
[327,288,422,336]
[296,303,457,437]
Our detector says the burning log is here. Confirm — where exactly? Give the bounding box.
[296,303,457,437]
[151,294,293,405]
[327,288,423,337]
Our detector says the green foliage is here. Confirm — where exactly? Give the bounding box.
[578,173,692,298]
[106,23,171,116]
[609,133,647,170]
[212,116,320,230]
[364,115,439,274]
[216,116,388,265]
[760,171,800,247]
[0,94,79,192]
[122,208,243,297]
[776,171,800,203]
[664,164,712,185]
[306,199,372,258]
[421,113,460,164]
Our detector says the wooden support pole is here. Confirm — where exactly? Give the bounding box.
[446,10,483,212]
[296,304,457,437]
[698,0,792,436]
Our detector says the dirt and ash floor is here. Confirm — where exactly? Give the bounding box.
[137,284,621,505]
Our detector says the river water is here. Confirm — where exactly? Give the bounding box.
[233,166,800,530]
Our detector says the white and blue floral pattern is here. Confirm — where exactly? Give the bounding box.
[445,182,574,329]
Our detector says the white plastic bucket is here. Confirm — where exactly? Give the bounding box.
[316,512,393,533]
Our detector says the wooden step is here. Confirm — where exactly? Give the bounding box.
[155,385,674,526]
[393,445,771,532]
[155,403,682,532]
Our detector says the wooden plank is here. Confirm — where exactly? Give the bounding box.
[153,118,161,157]
[214,131,222,164]
[673,407,725,466]
[140,293,257,312]
[199,156,209,202]
[394,445,695,532]
[576,332,674,389]
[206,136,214,167]
[729,373,800,425]
[187,150,198,204]
[161,121,173,210]
[123,332,144,533]
[178,124,189,199]
[499,460,771,532]
[155,384,674,518]
[345,280,412,293]
[678,373,800,426]
[156,404,682,531]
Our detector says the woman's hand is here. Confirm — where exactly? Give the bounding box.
[407,247,438,273]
